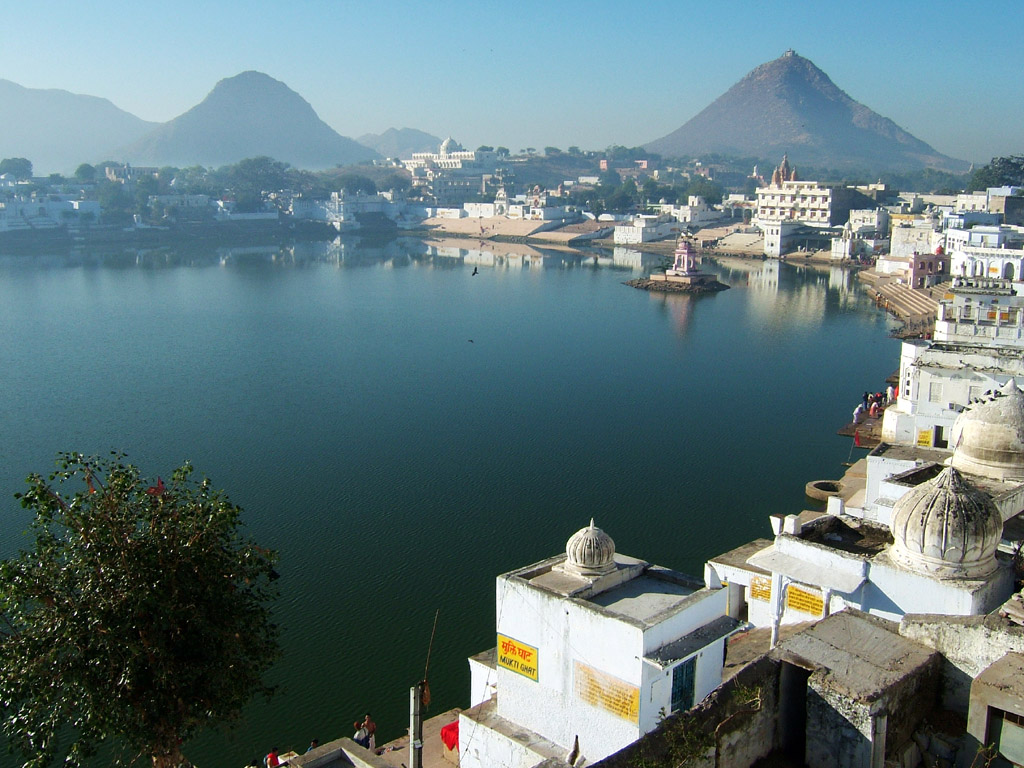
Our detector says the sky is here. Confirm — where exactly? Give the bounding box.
[2,0,1022,164]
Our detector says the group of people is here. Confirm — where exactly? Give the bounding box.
[261,715,375,767]
[852,385,897,424]
[352,713,377,750]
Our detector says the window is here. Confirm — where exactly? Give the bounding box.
[671,656,696,713]
[929,382,943,403]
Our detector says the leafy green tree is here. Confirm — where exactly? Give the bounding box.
[0,157,33,179]
[970,155,1024,191]
[74,163,96,182]
[684,177,724,206]
[476,145,494,153]
[0,453,280,768]
[226,156,291,194]
[544,146,562,156]
[96,180,133,225]
[495,147,510,158]
[134,175,160,218]
[378,172,411,193]
[335,173,377,195]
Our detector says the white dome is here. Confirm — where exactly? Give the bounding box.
[951,379,1024,481]
[564,519,616,577]
[889,467,1002,580]
[439,137,462,154]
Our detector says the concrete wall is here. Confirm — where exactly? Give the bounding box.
[469,651,497,707]
[494,576,643,762]
[458,708,552,768]
[590,656,780,768]
[805,683,873,768]
[900,614,1024,713]
[286,736,387,768]
[865,559,1013,621]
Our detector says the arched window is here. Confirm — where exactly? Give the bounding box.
[1004,262,1016,280]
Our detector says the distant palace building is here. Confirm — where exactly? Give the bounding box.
[402,138,500,204]
[754,155,874,256]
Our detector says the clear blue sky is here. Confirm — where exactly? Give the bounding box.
[3,0,1021,164]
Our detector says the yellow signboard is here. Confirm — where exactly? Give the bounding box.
[786,585,824,617]
[574,662,640,723]
[917,429,933,447]
[750,575,772,602]
[497,634,538,681]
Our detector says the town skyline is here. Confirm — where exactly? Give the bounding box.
[2,0,1022,164]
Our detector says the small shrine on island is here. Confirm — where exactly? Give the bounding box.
[626,238,729,294]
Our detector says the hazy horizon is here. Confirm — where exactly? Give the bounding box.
[2,0,1022,166]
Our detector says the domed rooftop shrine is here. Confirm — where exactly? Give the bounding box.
[951,379,1024,481]
[460,521,737,767]
[562,519,616,578]
[888,467,1003,580]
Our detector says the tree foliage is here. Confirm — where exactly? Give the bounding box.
[0,453,280,768]
[0,157,33,180]
[74,164,96,182]
[334,173,377,195]
[970,155,1024,192]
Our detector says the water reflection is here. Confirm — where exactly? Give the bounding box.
[0,235,892,768]
[2,236,675,274]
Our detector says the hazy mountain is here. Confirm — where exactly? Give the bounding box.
[0,79,157,175]
[645,51,969,173]
[117,71,378,170]
[356,128,443,159]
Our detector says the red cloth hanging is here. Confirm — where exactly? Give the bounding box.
[440,720,459,751]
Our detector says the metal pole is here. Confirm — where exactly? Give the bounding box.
[409,682,423,768]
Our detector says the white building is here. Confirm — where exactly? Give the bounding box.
[0,198,100,231]
[613,215,678,244]
[459,522,737,768]
[881,278,1024,447]
[707,391,1022,640]
[956,192,989,212]
[290,192,400,231]
[754,155,875,257]
[946,225,1024,254]
[657,196,723,226]
[403,137,494,172]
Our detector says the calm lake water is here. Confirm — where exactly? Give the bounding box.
[0,237,898,766]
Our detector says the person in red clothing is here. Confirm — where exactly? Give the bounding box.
[265,747,280,767]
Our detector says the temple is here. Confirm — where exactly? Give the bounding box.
[457,521,738,768]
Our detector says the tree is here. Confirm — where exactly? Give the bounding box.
[335,173,377,195]
[0,453,280,768]
[495,147,510,158]
[74,163,96,182]
[0,157,33,179]
[96,180,133,225]
[684,177,724,206]
[476,145,494,153]
[970,155,1024,192]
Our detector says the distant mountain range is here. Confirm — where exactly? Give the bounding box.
[116,71,378,170]
[2,57,968,176]
[357,127,443,159]
[0,79,156,174]
[645,50,969,173]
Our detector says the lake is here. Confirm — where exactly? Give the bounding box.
[0,237,899,766]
